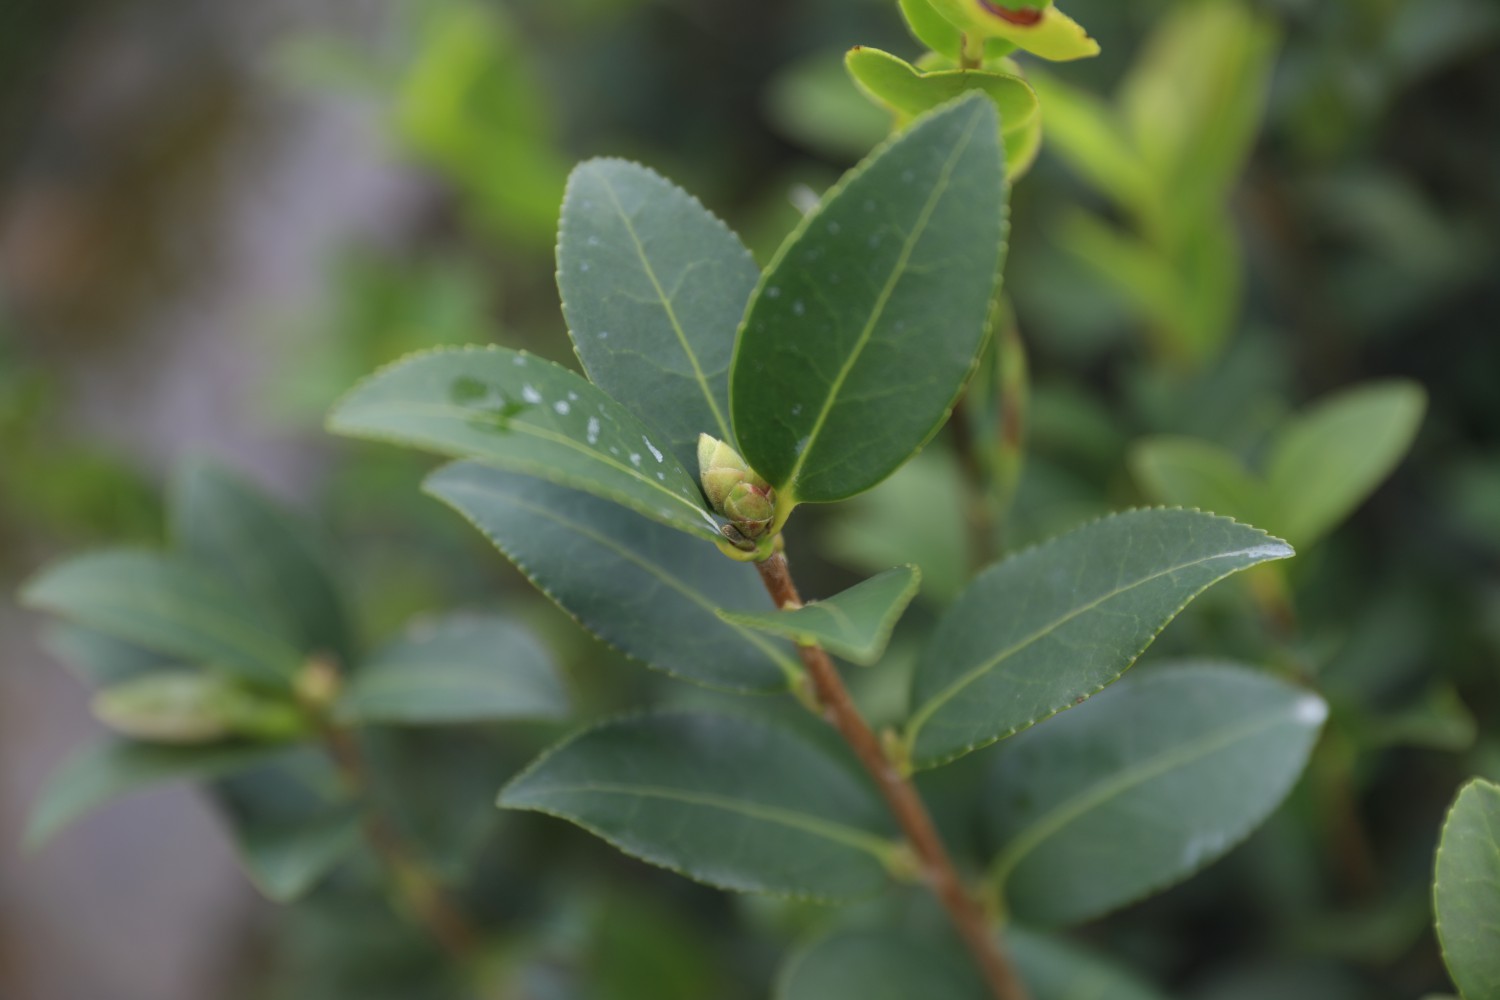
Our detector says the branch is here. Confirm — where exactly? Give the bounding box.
[755,552,1031,1000]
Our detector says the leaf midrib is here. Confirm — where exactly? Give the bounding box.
[597,173,732,441]
[443,480,801,680]
[987,705,1298,890]
[512,780,896,859]
[905,544,1284,744]
[781,107,985,496]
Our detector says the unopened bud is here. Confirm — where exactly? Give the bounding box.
[92,671,308,745]
[698,434,776,540]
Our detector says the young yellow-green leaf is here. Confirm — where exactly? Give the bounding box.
[426,462,799,692]
[24,739,295,850]
[777,926,1169,1000]
[718,565,920,666]
[1266,380,1426,547]
[327,346,722,542]
[558,159,759,471]
[898,0,966,61]
[171,460,355,663]
[499,711,898,899]
[1025,71,1151,211]
[22,550,304,688]
[986,664,1326,926]
[732,94,1006,508]
[93,671,307,744]
[905,509,1294,768]
[335,613,567,726]
[1129,435,1268,526]
[845,48,1041,176]
[924,0,1100,61]
[1434,778,1500,1000]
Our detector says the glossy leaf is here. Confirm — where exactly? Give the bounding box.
[924,0,1100,61]
[1129,436,1267,526]
[731,94,1006,507]
[719,565,920,666]
[844,48,1041,176]
[171,460,355,662]
[327,346,722,542]
[25,739,294,849]
[21,550,304,688]
[986,664,1326,926]
[905,509,1294,768]
[558,158,759,471]
[777,926,1168,1000]
[1434,778,1500,1000]
[1266,380,1426,547]
[426,462,798,692]
[500,711,897,899]
[336,613,567,725]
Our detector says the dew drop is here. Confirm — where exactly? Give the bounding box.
[644,437,664,463]
[521,384,543,404]
[553,400,570,415]
[586,417,600,444]
[597,330,610,340]
[767,286,781,299]
[793,300,805,317]
[827,221,841,235]
[629,453,642,467]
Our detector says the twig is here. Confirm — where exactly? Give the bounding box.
[755,552,1031,1000]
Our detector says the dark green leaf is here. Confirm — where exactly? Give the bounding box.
[1434,778,1500,1000]
[905,509,1293,768]
[1009,928,1171,1000]
[731,93,1006,506]
[500,711,897,899]
[43,624,178,686]
[22,550,304,688]
[985,664,1326,926]
[558,158,758,471]
[335,613,567,725]
[25,739,295,849]
[171,460,355,662]
[327,346,722,542]
[719,565,920,666]
[426,462,798,692]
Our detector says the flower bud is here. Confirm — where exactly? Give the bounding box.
[92,672,307,745]
[698,434,776,541]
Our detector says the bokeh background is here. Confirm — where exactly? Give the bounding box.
[2,0,1498,997]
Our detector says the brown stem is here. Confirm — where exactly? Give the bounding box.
[756,552,1031,1000]
[322,721,480,962]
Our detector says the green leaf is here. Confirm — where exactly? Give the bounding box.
[731,93,1007,507]
[22,550,304,688]
[1129,435,1267,525]
[426,462,798,692]
[923,0,1100,61]
[1025,71,1150,211]
[327,346,722,543]
[171,460,355,663]
[558,158,759,472]
[844,48,1041,176]
[24,739,295,850]
[898,0,964,61]
[1265,380,1425,547]
[904,508,1293,768]
[986,663,1326,926]
[335,613,567,725]
[500,711,897,899]
[43,624,179,686]
[212,753,361,902]
[777,926,1168,1000]
[93,671,308,744]
[718,565,920,666]
[1434,778,1500,1000]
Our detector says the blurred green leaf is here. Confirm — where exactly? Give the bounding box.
[327,346,722,542]
[1434,778,1500,1000]
[985,664,1325,926]
[559,158,759,471]
[22,550,304,688]
[93,671,307,744]
[25,739,294,850]
[844,48,1041,176]
[732,94,1006,506]
[763,51,892,161]
[905,509,1293,769]
[1128,436,1267,525]
[43,625,178,686]
[898,0,964,61]
[172,460,355,663]
[336,613,567,726]
[720,565,920,666]
[1265,380,1426,547]
[500,711,897,899]
[426,462,797,692]
[924,0,1101,61]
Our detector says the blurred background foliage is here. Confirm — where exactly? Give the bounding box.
[1,0,1497,997]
